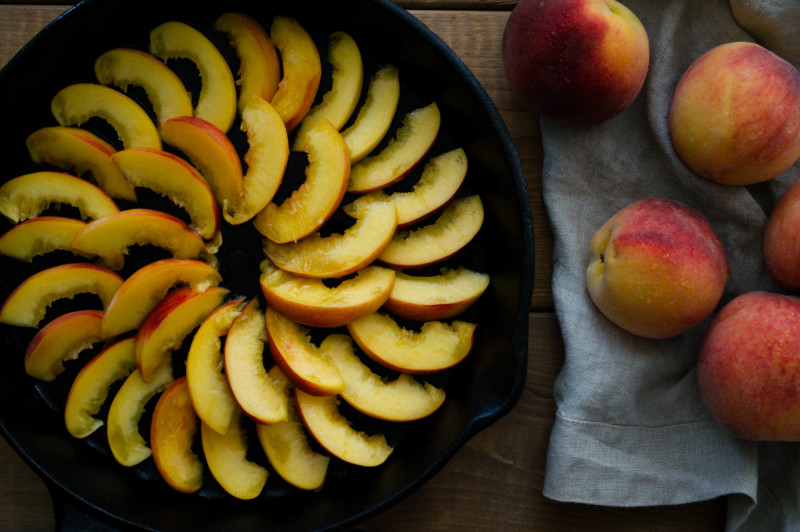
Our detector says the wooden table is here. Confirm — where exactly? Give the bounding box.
[0,1,727,530]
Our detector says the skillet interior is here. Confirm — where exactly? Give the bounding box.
[0,0,534,529]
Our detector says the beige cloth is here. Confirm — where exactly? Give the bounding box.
[540,1,800,530]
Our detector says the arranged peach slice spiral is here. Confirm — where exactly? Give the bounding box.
[24,309,104,382]
[150,377,204,494]
[341,63,400,163]
[292,31,364,151]
[263,191,397,278]
[347,312,476,373]
[64,337,137,439]
[50,83,162,150]
[149,21,237,133]
[0,263,122,327]
[0,171,119,224]
[25,126,136,201]
[214,12,281,112]
[269,15,322,132]
[253,119,350,243]
[347,102,441,193]
[94,47,194,127]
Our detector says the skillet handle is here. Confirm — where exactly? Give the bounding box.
[46,481,132,532]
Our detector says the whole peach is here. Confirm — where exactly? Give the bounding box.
[586,197,729,339]
[764,179,800,291]
[669,42,800,185]
[698,291,800,441]
[501,0,649,125]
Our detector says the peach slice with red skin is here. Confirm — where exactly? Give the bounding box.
[64,337,137,439]
[94,48,194,126]
[26,126,136,201]
[385,267,490,322]
[379,194,484,269]
[346,148,468,228]
[24,309,104,382]
[0,263,123,327]
[214,12,281,112]
[0,171,119,224]
[294,388,393,467]
[201,406,268,500]
[185,297,246,435]
[102,258,221,338]
[50,83,162,150]
[135,285,229,383]
[111,148,221,240]
[263,191,397,279]
[347,102,441,193]
[253,119,350,244]
[347,312,476,373]
[225,96,289,225]
[265,306,345,396]
[341,63,400,164]
[71,208,218,268]
[0,216,123,269]
[255,366,330,491]
[159,116,244,213]
[292,31,364,151]
[224,299,290,424]
[269,16,322,132]
[149,21,237,133]
[259,260,395,328]
[107,364,173,467]
[325,333,446,421]
[151,377,203,494]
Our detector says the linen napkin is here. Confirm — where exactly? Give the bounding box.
[540,0,800,530]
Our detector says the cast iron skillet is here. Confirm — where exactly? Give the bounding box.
[0,0,534,530]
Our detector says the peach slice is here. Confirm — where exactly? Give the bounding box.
[185,297,246,435]
[224,299,290,424]
[214,12,280,112]
[0,216,123,269]
[264,306,345,396]
[347,312,476,373]
[269,16,322,132]
[71,208,218,268]
[50,83,162,150]
[225,96,289,225]
[24,309,104,382]
[159,116,243,212]
[341,64,400,164]
[384,267,490,322]
[94,48,193,126]
[379,194,484,269]
[255,366,329,491]
[0,171,119,224]
[111,148,221,240]
[25,126,136,201]
[135,286,229,383]
[292,31,363,151]
[200,406,268,500]
[64,337,137,439]
[102,258,221,338]
[149,21,237,133]
[263,191,397,279]
[107,364,173,467]
[294,388,393,467]
[253,119,350,243]
[0,263,123,327]
[325,333,446,421]
[150,377,203,494]
[259,260,394,328]
[347,102,440,193]
[346,148,468,228]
